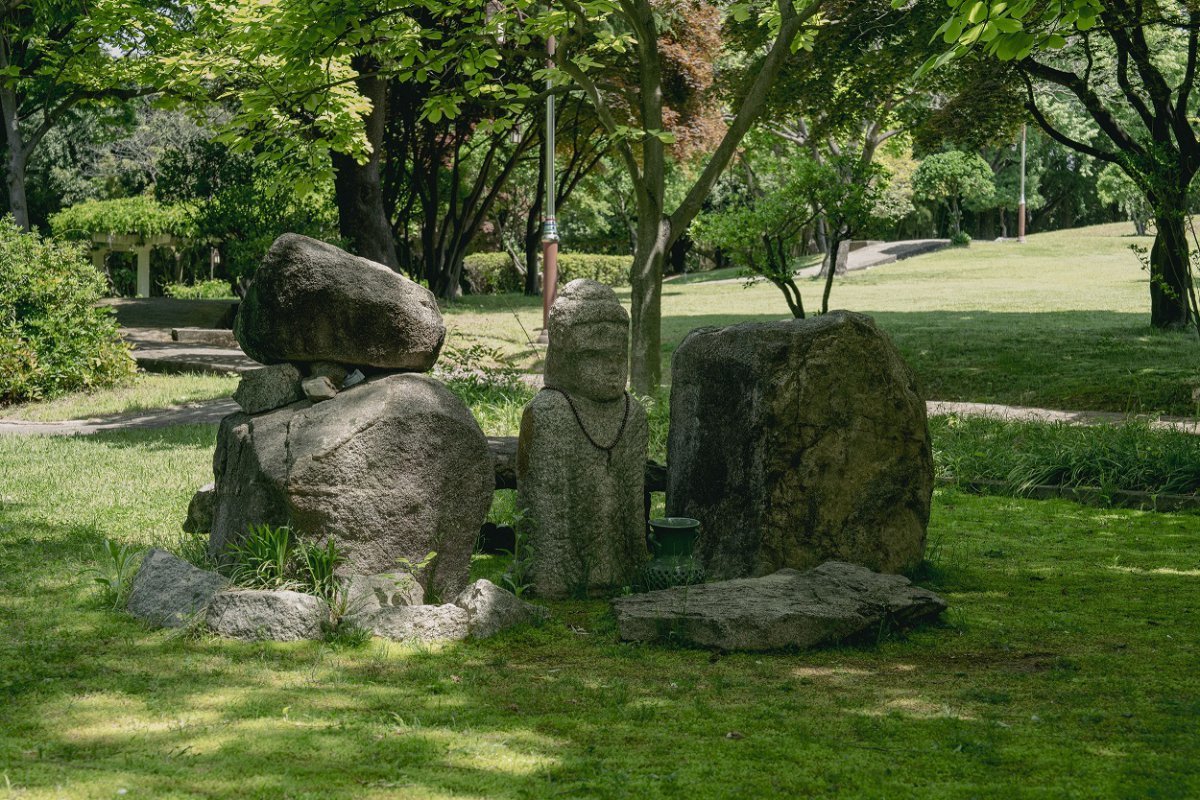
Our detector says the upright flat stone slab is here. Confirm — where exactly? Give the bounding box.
[668,312,933,579]
[209,373,494,600]
[611,561,946,651]
[206,589,328,641]
[127,549,228,628]
[234,234,445,371]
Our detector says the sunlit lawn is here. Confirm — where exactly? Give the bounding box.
[443,222,1200,415]
[0,373,238,423]
[0,421,1197,798]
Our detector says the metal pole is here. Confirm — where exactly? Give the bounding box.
[1018,122,1027,244]
[538,34,559,344]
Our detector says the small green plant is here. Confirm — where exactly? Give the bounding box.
[394,551,438,603]
[499,510,534,599]
[949,231,972,247]
[87,539,142,609]
[298,538,345,603]
[222,523,298,591]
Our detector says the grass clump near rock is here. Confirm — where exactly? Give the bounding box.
[0,220,135,404]
[933,415,1200,498]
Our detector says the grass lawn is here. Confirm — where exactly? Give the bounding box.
[1,424,1197,799]
[442,222,1200,415]
[0,373,239,423]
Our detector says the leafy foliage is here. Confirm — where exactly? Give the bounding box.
[220,524,345,602]
[163,279,236,300]
[463,252,633,294]
[692,154,884,317]
[0,220,135,403]
[49,195,197,239]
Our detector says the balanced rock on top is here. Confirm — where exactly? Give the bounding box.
[234,234,446,371]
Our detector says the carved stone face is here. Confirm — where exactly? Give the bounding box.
[546,321,628,402]
[544,279,630,403]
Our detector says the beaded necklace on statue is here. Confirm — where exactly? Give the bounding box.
[540,387,631,465]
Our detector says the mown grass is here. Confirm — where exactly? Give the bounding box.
[0,373,239,422]
[1,421,1198,798]
[442,222,1200,415]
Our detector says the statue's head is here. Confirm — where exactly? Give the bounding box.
[544,279,629,402]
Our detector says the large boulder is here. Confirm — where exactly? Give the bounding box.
[206,589,328,641]
[667,312,933,579]
[611,561,946,651]
[234,234,445,371]
[127,549,228,628]
[208,373,494,599]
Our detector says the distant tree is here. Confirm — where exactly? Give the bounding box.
[692,154,883,317]
[911,150,995,237]
[1097,162,1152,236]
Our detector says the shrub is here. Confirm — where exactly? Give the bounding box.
[0,220,136,403]
[48,195,197,240]
[558,253,632,287]
[462,252,633,294]
[163,279,236,299]
[949,231,972,247]
[463,252,523,294]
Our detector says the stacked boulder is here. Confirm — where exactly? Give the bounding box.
[172,235,522,639]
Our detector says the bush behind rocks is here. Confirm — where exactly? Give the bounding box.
[0,221,135,403]
[462,252,633,294]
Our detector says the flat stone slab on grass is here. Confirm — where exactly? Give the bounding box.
[350,603,470,643]
[128,549,228,628]
[455,579,549,639]
[206,589,328,641]
[611,561,946,651]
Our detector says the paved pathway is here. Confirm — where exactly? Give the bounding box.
[2,396,1195,437]
[695,239,950,286]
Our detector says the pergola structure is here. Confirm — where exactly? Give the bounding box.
[89,233,182,298]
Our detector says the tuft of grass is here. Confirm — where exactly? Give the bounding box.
[85,538,143,610]
[932,415,1200,497]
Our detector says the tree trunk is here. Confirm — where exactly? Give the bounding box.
[332,66,399,270]
[629,214,670,395]
[1149,205,1191,330]
[524,138,546,296]
[0,95,29,230]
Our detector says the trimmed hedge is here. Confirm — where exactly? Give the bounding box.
[49,195,197,240]
[0,221,135,403]
[463,252,633,294]
[164,279,236,300]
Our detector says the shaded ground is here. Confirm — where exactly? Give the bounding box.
[0,427,1196,798]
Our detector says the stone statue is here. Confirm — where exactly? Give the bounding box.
[517,280,649,598]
